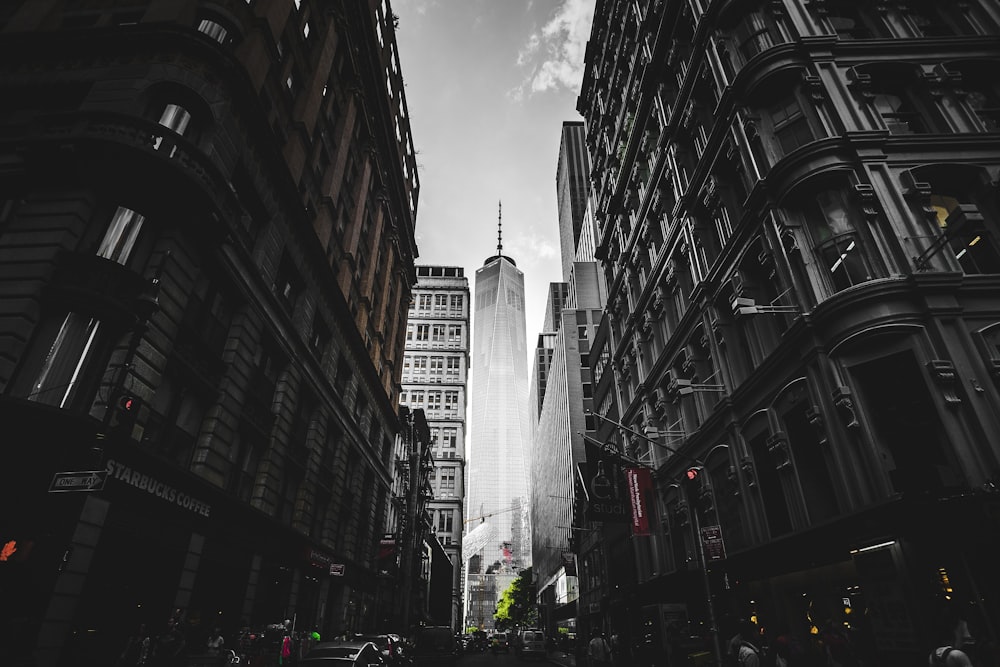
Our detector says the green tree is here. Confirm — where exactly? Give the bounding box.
[493,567,538,630]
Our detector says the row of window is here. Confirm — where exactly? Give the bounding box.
[399,390,462,412]
[406,323,464,343]
[402,354,463,374]
[411,293,465,313]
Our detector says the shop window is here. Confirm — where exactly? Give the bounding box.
[801,187,872,292]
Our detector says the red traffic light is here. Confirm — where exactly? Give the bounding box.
[685,468,700,481]
[117,394,137,412]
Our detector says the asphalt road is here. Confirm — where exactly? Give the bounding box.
[453,649,551,665]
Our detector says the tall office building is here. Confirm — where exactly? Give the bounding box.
[464,219,531,630]
[556,121,592,282]
[0,1,419,664]
[576,0,1000,662]
[398,265,470,631]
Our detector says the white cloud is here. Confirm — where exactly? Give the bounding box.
[512,0,595,99]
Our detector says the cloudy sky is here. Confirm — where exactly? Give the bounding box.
[392,0,596,350]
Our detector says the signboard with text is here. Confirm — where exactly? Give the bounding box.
[626,467,653,536]
[700,525,726,561]
[583,440,629,523]
[49,471,106,493]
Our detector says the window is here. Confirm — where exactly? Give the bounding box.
[415,324,429,341]
[802,188,871,291]
[427,392,442,412]
[418,294,432,310]
[446,357,460,376]
[440,468,456,491]
[434,294,447,311]
[447,324,462,343]
[157,104,191,135]
[443,427,457,448]
[437,509,454,533]
[310,313,330,354]
[274,253,303,312]
[197,19,228,44]
[302,20,311,39]
[769,96,814,155]
[29,313,102,407]
[444,391,459,413]
[450,294,464,312]
[431,324,445,343]
[929,195,1000,274]
[97,206,145,265]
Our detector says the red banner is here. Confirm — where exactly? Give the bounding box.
[626,467,653,536]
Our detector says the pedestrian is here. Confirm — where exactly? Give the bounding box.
[117,622,151,667]
[152,617,186,667]
[588,629,612,667]
[727,620,761,667]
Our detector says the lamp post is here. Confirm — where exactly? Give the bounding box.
[583,411,724,666]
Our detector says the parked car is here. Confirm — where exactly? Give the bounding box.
[409,625,458,667]
[490,632,510,653]
[516,629,546,660]
[301,640,386,666]
[352,633,406,666]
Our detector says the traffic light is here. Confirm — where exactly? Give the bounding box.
[111,391,142,428]
[681,466,704,498]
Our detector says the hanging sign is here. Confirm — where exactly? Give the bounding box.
[626,467,654,536]
[700,524,726,561]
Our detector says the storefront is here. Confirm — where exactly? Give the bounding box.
[0,400,378,667]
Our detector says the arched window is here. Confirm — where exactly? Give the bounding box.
[801,188,871,291]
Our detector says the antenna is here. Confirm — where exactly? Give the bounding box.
[497,200,503,256]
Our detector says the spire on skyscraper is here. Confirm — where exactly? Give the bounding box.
[485,199,516,267]
[498,200,503,256]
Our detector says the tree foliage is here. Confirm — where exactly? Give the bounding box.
[493,567,538,630]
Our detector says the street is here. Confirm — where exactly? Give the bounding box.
[453,650,562,666]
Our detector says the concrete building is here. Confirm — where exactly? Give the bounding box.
[398,265,470,630]
[0,1,419,664]
[465,222,532,631]
[576,0,1000,664]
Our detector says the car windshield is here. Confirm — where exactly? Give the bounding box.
[524,632,543,641]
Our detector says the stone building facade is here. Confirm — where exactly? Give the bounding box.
[0,1,419,664]
[398,264,470,630]
[576,0,1000,664]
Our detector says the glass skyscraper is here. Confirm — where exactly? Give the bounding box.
[464,240,531,630]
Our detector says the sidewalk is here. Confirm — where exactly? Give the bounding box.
[547,649,577,667]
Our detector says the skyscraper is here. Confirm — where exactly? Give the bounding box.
[464,209,531,630]
[556,121,592,282]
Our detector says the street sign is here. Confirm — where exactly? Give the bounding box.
[700,524,726,561]
[330,563,345,576]
[49,470,107,493]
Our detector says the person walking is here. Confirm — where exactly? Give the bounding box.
[588,629,612,667]
[152,617,186,667]
[117,622,151,667]
[727,620,761,667]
